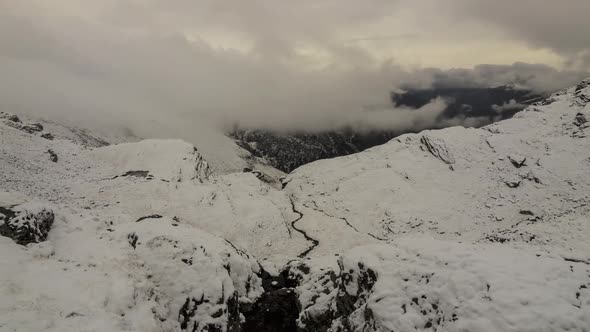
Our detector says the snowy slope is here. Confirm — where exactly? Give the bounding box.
[0,209,264,332]
[293,237,589,332]
[89,139,214,182]
[1,111,138,147]
[0,79,589,331]
[284,79,590,259]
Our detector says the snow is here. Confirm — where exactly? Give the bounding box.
[283,83,590,260]
[0,208,264,332]
[89,139,214,182]
[0,79,589,331]
[336,238,590,331]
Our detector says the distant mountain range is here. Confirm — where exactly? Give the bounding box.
[230,86,545,173]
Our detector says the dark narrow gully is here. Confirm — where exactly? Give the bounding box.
[289,196,320,258]
[239,197,319,332]
[242,269,300,332]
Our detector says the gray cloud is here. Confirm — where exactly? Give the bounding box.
[492,100,527,115]
[401,63,589,92]
[0,0,588,141]
[438,0,590,66]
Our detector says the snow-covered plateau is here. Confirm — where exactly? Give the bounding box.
[1,80,590,331]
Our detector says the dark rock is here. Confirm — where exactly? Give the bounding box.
[9,122,46,134]
[127,232,138,249]
[41,133,55,140]
[30,123,44,132]
[226,292,242,332]
[179,292,241,332]
[0,205,54,246]
[48,149,58,163]
[122,170,150,178]
[575,79,590,93]
[110,171,156,181]
[327,261,380,331]
[421,135,455,165]
[0,112,21,123]
[574,94,590,107]
[508,155,527,168]
[70,128,110,147]
[282,262,311,287]
[574,113,587,127]
[336,262,377,315]
[524,171,543,184]
[136,214,163,222]
[504,180,521,188]
[483,229,538,244]
[296,268,339,332]
[296,259,380,332]
[179,295,205,331]
[65,312,84,318]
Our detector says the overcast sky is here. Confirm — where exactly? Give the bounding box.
[1,0,589,135]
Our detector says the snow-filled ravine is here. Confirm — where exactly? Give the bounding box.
[1,80,590,331]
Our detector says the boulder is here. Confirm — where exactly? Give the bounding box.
[0,204,55,246]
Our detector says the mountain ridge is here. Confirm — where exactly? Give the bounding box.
[230,86,544,173]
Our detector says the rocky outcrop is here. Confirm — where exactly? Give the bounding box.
[3,118,45,134]
[0,112,57,140]
[291,257,380,332]
[507,154,527,168]
[178,292,241,332]
[193,148,215,182]
[0,204,54,245]
[113,220,264,332]
[47,149,58,163]
[420,135,455,165]
[41,132,54,140]
[294,239,590,332]
[0,112,21,123]
[136,214,163,222]
[573,79,590,107]
[574,112,587,127]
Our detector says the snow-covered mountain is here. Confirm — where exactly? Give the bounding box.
[1,79,589,331]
